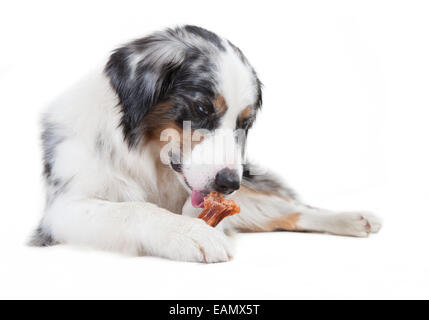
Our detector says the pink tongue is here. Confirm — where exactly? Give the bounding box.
[191,190,205,208]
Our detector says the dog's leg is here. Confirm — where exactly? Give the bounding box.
[32,197,232,262]
[182,167,382,237]
[226,187,381,237]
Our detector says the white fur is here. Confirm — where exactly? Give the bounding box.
[217,46,258,128]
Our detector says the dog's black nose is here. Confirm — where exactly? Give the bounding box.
[214,168,240,194]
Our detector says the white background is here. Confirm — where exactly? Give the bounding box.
[0,0,428,299]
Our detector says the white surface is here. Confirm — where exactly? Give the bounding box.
[1,0,428,299]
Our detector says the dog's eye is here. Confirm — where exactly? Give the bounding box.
[196,104,211,116]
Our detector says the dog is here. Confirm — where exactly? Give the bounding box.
[30,25,381,262]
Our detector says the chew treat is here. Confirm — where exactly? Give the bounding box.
[198,192,240,227]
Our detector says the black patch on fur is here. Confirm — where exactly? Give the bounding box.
[169,53,222,131]
[236,115,256,131]
[41,119,65,179]
[35,117,66,241]
[184,25,226,51]
[242,163,297,200]
[28,226,57,247]
[48,178,72,204]
[41,118,72,204]
[254,77,263,110]
[105,44,169,147]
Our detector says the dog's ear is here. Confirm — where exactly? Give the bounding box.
[105,36,184,147]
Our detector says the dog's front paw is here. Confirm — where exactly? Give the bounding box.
[162,218,233,263]
[333,211,382,237]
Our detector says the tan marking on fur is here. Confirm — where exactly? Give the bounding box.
[145,101,206,163]
[239,213,301,232]
[239,105,252,120]
[235,186,298,232]
[266,213,301,231]
[213,95,227,114]
[144,101,177,140]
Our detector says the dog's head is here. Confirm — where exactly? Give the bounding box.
[105,26,262,207]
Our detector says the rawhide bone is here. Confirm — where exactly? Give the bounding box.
[198,192,240,227]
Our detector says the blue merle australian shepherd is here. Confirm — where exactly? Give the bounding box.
[30,26,381,262]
